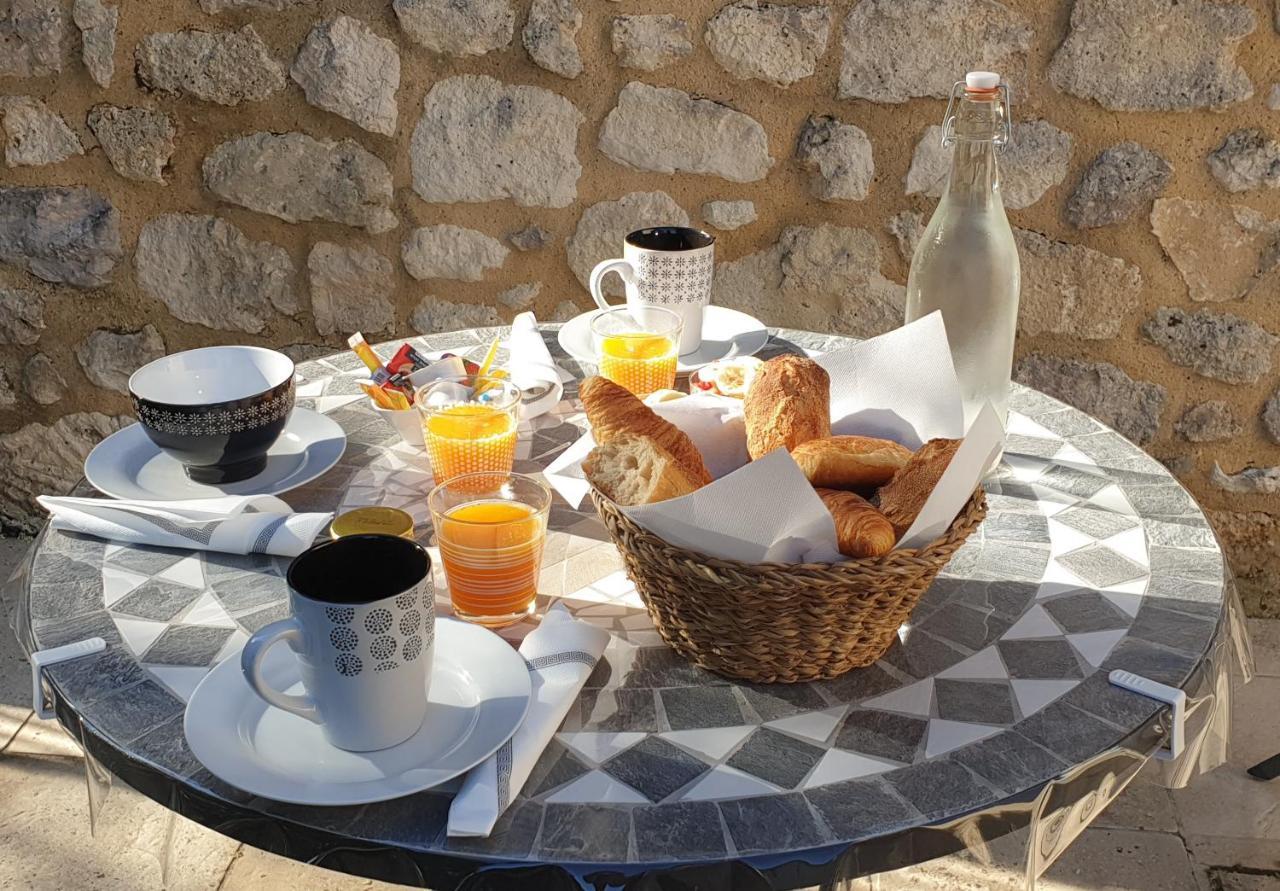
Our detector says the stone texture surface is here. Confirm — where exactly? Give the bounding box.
[1150,198,1280,302]
[0,412,129,527]
[0,187,122,288]
[712,225,905,337]
[839,0,1031,102]
[795,115,874,202]
[393,0,514,56]
[307,242,394,336]
[1014,354,1167,446]
[136,26,286,106]
[566,191,688,295]
[0,369,15,409]
[291,16,400,136]
[1264,390,1280,445]
[75,325,164,393]
[199,0,317,9]
[1014,229,1142,340]
[508,225,552,252]
[1175,401,1242,442]
[203,132,397,233]
[906,120,1070,210]
[498,282,540,310]
[1143,307,1278,384]
[0,287,43,345]
[599,82,771,182]
[1211,464,1280,495]
[21,352,65,404]
[704,1,831,87]
[0,0,63,78]
[0,96,82,167]
[402,225,509,282]
[610,15,691,71]
[1207,129,1280,192]
[86,105,175,184]
[72,0,116,87]
[1066,143,1172,228]
[410,297,502,334]
[523,0,582,79]
[1050,0,1255,111]
[134,214,297,334]
[1212,513,1280,617]
[702,200,756,230]
[410,75,582,208]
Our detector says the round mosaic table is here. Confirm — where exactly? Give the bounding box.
[11,326,1243,890]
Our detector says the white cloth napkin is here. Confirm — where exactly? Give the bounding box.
[447,605,610,837]
[509,311,573,385]
[38,494,332,557]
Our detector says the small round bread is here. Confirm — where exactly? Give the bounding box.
[583,433,703,506]
[791,436,913,491]
[743,355,831,459]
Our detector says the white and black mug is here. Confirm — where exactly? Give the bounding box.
[240,534,435,752]
[588,227,715,355]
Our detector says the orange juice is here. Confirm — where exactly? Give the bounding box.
[437,500,545,624]
[599,333,677,396]
[423,404,517,486]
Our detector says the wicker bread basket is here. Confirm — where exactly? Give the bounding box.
[590,487,988,683]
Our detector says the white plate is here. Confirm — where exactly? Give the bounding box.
[184,619,532,806]
[85,408,347,501]
[558,306,769,372]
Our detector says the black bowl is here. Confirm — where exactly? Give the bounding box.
[128,346,296,485]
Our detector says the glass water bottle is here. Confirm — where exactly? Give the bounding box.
[905,71,1021,429]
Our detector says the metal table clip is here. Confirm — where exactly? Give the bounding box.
[1108,669,1186,761]
[30,638,106,719]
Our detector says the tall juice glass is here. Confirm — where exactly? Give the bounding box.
[429,472,551,627]
[591,306,682,397]
[416,376,520,488]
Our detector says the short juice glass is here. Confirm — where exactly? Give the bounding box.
[591,306,682,397]
[416,376,520,488]
[428,472,551,627]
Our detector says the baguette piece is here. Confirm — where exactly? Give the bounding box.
[816,488,896,558]
[791,436,913,491]
[580,376,713,486]
[583,434,702,506]
[744,355,831,459]
[877,438,963,537]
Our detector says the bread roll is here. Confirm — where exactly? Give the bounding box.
[816,488,896,558]
[579,376,713,486]
[791,436,913,491]
[877,438,963,537]
[743,355,831,459]
[584,434,703,505]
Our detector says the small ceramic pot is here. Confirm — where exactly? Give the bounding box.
[128,345,296,485]
[370,401,425,448]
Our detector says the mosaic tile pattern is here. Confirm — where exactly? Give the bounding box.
[22,326,1227,868]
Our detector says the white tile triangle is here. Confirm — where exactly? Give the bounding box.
[559,731,647,764]
[314,394,364,414]
[661,725,754,761]
[296,380,325,398]
[1103,591,1143,618]
[1001,605,1063,640]
[156,556,206,589]
[766,707,846,744]
[1006,413,1060,440]
[102,566,151,607]
[214,629,248,665]
[678,765,780,802]
[924,720,1002,758]
[145,664,210,703]
[1003,452,1051,483]
[1011,679,1078,717]
[1068,629,1127,667]
[1051,443,1103,472]
[1030,483,1080,513]
[803,749,901,789]
[544,769,649,804]
[179,591,237,629]
[1035,581,1086,601]
[1101,526,1149,565]
[114,617,168,656]
[1087,484,1135,516]
[938,647,1009,680]
[1103,576,1149,595]
[1047,519,1097,554]
[863,678,934,717]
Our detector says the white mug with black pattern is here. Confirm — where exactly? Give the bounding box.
[589,226,715,355]
[240,534,435,752]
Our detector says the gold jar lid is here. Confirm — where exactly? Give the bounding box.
[330,507,415,540]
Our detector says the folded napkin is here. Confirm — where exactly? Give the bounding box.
[38,494,332,557]
[447,605,610,837]
[509,311,573,386]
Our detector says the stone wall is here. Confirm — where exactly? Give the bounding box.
[2,0,1279,611]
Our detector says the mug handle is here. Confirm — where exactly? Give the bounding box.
[588,259,637,311]
[239,618,321,724]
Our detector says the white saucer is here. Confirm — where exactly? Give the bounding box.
[184,618,532,806]
[85,408,347,501]
[558,306,769,372]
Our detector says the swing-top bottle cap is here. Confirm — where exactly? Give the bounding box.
[965,71,1000,91]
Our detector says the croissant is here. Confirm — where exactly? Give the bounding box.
[816,488,896,558]
[579,376,713,487]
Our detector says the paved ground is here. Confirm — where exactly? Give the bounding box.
[0,532,1276,890]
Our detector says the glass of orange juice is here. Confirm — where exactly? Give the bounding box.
[416,376,521,488]
[591,306,682,397]
[428,472,551,627]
